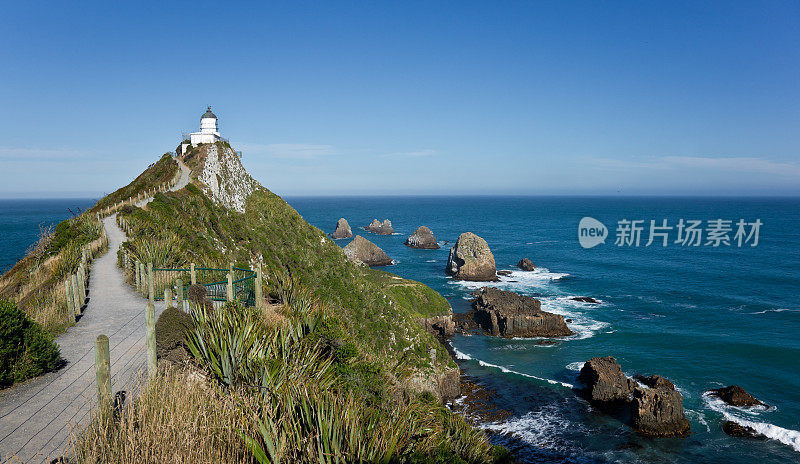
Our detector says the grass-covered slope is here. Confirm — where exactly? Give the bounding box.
[90,153,178,213]
[118,142,456,396]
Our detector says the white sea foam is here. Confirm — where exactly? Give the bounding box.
[685,409,710,432]
[451,345,572,388]
[448,268,570,292]
[481,405,584,450]
[703,393,800,453]
[749,308,799,315]
[425,259,437,263]
[565,361,585,372]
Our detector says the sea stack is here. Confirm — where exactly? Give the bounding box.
[405,226,439,249]
[470,287,573,338]
[578,357,691,437]
[330,218,353,239]
[343,235,393,266]
[445,232,497,281]
[517,258,535,271]
[365,219,394,235]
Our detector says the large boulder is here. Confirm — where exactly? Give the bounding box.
[343,235,393,266]
[405,226,439,249]
[579,357,690,437]
[630,383,691,437]
[446,232,497,281]
[517,258,535,271]
[722,421,766,439]
[578,356,633,407]
[471,287,573,338]
[330,218,353,239]
[365,219,394,235]
[707,385,766,408]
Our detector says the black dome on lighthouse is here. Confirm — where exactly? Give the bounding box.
[201,106,217,119]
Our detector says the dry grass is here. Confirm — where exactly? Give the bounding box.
[71,367,258,464]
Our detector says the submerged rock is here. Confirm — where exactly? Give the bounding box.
[496,270,512,276]
[405,226,439,249]
[343,235,392,267]
[517,258,536,271]
[707,385,767,408]
[470,287,574,338]
[330,218,353,239]
[365,219,394,235]
[722,421,766,439]
[578,357,690,437]
[571,296,600,304]
[446,232,497,281]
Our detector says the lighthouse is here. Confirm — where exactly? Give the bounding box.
[189,107,221,146]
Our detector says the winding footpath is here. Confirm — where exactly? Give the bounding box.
[0,161,190,463]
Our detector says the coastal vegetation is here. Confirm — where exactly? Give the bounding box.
[71,142,506,462]
[0,299,60,387]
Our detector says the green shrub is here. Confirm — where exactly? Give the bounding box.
[0,300,60,387]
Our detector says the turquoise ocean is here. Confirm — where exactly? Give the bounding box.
[2,196,799,463]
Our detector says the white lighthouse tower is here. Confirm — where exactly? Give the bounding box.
[189,107,221,146]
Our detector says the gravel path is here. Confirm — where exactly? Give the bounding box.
[0,160,190,463]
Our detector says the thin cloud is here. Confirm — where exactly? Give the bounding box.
[237,143,337,159]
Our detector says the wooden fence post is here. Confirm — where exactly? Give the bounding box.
[190,263,196,285]
[77,265,86,299]
[65,281,75,323]
[71,274,82,313]
[255,264,263,310]
[146,303,157,379]
[175,278,183,310]
[95,335,111,413]
[164,288,173,309]
[147,262,154,304]
[226,273,234,302]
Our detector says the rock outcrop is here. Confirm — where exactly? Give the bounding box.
[517,258,535,271]
[470,287,573,338]
[405,226,439,249]
[343,235,392,266]
[446,232,497,281]
[578,357,690,437]
[365,219,394,235]
[571,297,600,304]
[707,385,766,408]
[419,315,455,337]
[193,143,259,212]
[330,218,353,239]
[722,421,766,439]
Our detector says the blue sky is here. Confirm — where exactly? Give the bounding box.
[1,1,798,197]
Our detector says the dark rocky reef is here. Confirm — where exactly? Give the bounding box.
[446,232,498,281]
[468,287,573,338]
[405,226,439,249]
[517,258,535,271]
[365,218,394,235]
[330,217,353,239]
[571,296,600,304]
[707,385,767,408]
[578,356,690,437]
[722,421,766,439]
[343,235,393,266]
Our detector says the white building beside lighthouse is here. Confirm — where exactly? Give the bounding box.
[189,107,221,146]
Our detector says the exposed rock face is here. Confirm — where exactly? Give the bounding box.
[405,226,439,249]
[195,143,259,212]
[419,315,455,337]
[470,287,573,338]
[707,385,766,408]
[517,258,535,271]
[722,421,766,439]
[446,232,497,281]
[343,235,392,266]
[365,219,394,235]
[578,356,633,407]
[578,357,690,437]
[330,218,353,239]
